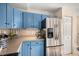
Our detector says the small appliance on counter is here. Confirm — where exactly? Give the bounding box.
[0,33,8,49]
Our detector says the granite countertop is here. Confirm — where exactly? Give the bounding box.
[0,45,20,56]
[0,39,44,56]
[0,48,7,55]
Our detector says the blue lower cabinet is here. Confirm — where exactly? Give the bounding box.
[20,40,44,56]
[22,41,30,56]
[31,41,44,56]
[31,45,43,56]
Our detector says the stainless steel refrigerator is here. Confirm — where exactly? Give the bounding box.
[44,18,63,56]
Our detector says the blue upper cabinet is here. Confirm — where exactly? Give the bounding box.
[33,13,42,29]
[0,3,23,28]
[0,3,7,28]
[0,3,48,28]
[22,41,30,56]
[41,15,48,28]
[13,8,22,28]
[23,12,42,29]
[23,12,33,28]
[7,4,13,28]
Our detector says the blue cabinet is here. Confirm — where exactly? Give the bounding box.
[31,40,44,56]
[33,13,42,28]
[23,12,48,29]
[19,40,44,56]
[23,12,33,28]
[0,3,7,28]
[7,4,13,28]
[23,12,42,28]
[0,3,48,28]
[13,8,22,28]
[0,4,23,28]
[22,41,30,56]
[41,15,48,28]
[31,45,43,56]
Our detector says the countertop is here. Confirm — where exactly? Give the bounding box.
[0,38,44,56]
[0,48,7,55]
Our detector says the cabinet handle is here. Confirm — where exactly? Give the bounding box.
[7,23,10,25]
[13,24,15,26]
[5,23,10,25]
[30,48,32,50]
[36,42,38,44]
[5,23,7,24]
[27,44,29,46]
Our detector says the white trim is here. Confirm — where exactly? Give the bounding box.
[17,42,22,53]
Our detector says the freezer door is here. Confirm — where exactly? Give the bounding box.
[46,46,61,56]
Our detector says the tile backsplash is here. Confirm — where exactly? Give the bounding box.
[0,28,39,40]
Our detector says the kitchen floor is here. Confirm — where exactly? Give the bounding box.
[63,52,79,56]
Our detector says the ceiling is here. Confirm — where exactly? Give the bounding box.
[9,3,79,15]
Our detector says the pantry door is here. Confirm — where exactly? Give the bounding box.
[63,16,72,54]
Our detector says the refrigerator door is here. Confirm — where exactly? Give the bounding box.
[46,47,55,56]
[46,46,62,56]
[46,38,55,46]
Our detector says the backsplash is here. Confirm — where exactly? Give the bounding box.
[0,28,39,40]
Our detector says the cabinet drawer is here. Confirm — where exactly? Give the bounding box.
[22,41,30,46]
[31,40,44,46]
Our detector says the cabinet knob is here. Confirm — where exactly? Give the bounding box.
[5,23,10,25]
[13,24,15,26]
[36,42,38,44]
[5,23,7,24]
[30,48,32,50]
[27,44,29,46]
[7,23,10,25]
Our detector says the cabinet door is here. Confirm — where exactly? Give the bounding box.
[41,15,48,28]
[0,3,7,28]
[31,41,44,56]
[33,13,41,28]
[7,4,13,28]
[13,8,22,28]
[23,12,33,28]
[22,41,30,56]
